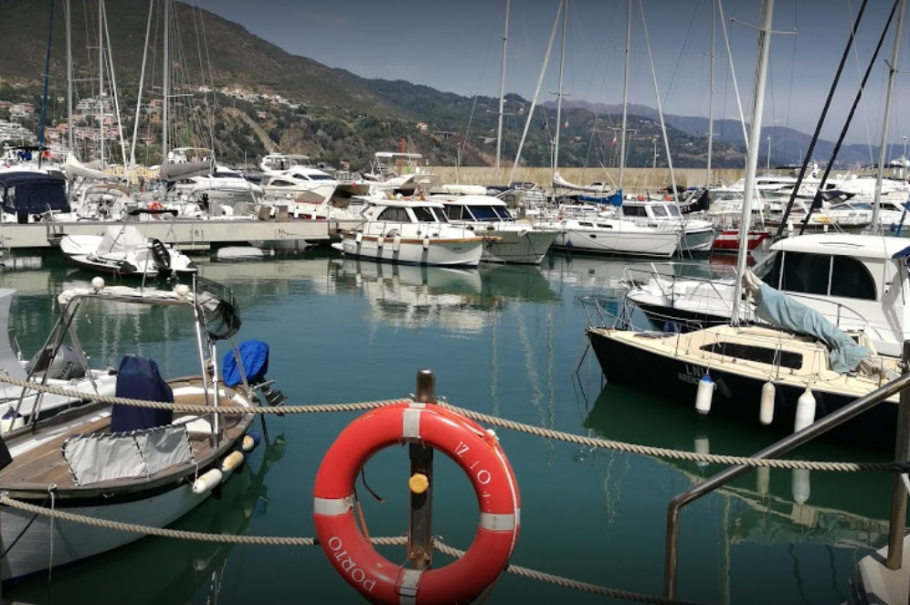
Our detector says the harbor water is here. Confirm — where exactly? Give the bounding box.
[2,249,896,605]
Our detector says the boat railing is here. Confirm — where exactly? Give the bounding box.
[620,265,889,345]
[663,341,910,600]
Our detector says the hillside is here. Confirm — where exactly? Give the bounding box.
[0,0,747,172]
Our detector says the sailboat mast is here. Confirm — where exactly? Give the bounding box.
[66,0,74,153]
[730,0,775,326]
[38,0,55,168]
[552,0,569,177]
[163,0,170,161]
[495,0,510,180]
[98,0,104,167]
[619,0,632,190]
[872,0,907,234]
[706,0,716,187]
[130,0,155,170]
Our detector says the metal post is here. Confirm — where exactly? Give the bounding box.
[408,369,435,570]
[887,340,910,569]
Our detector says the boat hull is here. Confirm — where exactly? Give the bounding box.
[711,229,770,252]
[678,227,717,254]
[339,235,484,267]
[479,229,558,265]
[586,328,897,451]
[553,229,678,258]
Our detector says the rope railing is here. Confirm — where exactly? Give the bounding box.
[0,373,906,473]
[0,495,705,605]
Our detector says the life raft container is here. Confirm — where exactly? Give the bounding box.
[313,402,520,604]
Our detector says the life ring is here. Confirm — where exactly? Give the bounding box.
[313,402,520,605]
[149,201,164,212]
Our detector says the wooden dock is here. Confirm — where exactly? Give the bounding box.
[0,218,365,251]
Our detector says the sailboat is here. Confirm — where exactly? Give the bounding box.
[582,0,904,452]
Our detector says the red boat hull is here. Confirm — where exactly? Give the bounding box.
[711,229,770,252]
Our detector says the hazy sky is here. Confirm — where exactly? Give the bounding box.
[189,0,910,148]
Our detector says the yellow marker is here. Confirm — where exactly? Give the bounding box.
[409,473,430,494]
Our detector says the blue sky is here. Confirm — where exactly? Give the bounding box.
[189,0,910,147]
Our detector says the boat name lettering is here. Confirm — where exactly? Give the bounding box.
[678,364,702,385]
[327,536,376,592]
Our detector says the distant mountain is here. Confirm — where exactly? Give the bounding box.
[553,100,883,169]
[0,0,750,171]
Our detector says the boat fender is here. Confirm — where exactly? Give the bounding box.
[422,236,430,251]
[241,432,260,452]
[756,466,770,496]
[313,402,520,605]
[377,236,384,249]
[355,232,363,246]
[695,373,715,415]
[794,388,816,432]
[149,238,172,276]
[221,451,245,473]
[693,435,709,470]
[192,468,223,494]
[392,235,402,253]
[759,381,775,426]
[792,469,810,505]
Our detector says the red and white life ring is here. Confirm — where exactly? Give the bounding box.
[149,201,164,212]
[313,402,520,605]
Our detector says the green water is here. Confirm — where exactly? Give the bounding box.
[1,250,896,605]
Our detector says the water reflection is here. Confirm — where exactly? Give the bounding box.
[7,433,288,605]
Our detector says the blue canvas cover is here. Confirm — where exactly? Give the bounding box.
[753,283,870,373]
[222,340,270,388]
[578,189,623,207]
[0,171,70,215]
[110,356,174,433]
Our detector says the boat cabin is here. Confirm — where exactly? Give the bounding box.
[434,195,515,223]
[363,199,450,224]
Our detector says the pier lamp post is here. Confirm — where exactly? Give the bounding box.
[766,136,771,170]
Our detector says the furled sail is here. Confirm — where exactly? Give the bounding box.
[159,159,214,182]
[65,154,119,182]
[552,170,611,193]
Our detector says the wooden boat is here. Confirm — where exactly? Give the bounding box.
[0,278,275,583]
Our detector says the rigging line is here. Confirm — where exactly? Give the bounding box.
[459,10,497,176]
[718,0,749,150]
[190,2,213,152]
[783,0,798,135]
[846,0,876,167]
[661,0,703,110]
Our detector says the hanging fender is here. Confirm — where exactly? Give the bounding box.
[313,402,521,605]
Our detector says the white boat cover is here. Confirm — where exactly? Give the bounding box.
[552,170,611,193]
[62,424,193,486]
[98,225,147,254]
[65,154,119,182]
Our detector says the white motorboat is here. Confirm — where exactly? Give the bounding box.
[0,279,278,582]
[536,204,680,258]
[59,224,197,278]
[619,198,716,253]
[333,196,486,267]
[433,194,558,265]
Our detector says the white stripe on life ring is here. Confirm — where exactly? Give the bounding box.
[313,496,353,516]
[480,512,516,531]
[403,407,422,439]
[398,568,424,605]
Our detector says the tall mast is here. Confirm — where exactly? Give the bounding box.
[706,0,716,186]
[731,0,775,326]
[98,0,104,166]
[495,0,510,181]
[66,0,74,153]
[619,0,632,189]
[163,0,170,160]
[38,0,56,168]
[872,0,907,234]
[102,0,128,168]
[552,0,569,177]
[130,0,155,170]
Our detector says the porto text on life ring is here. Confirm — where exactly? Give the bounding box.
[313,402,520,605]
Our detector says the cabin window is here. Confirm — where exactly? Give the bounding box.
[446,205,465,220]
[412,207,438,222]
[700,341,803,370]
[769,251,877,301]
[579,221,594,227]
[666,205,681,217]
[269,180,294,187]
[430,208,449,223]
[651,205,669,217]
[623,206,647,217]
[378,207,409,222]
[467,206,500,222]
[596,223,613,229]
[494,207,513,220]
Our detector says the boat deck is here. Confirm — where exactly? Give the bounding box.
[0,377,251,494]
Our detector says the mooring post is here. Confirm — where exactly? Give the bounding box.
[408,368,435,570]
[887,340,910,570]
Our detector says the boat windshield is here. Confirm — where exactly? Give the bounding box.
[412,206,448,223]
[466,205,513,222]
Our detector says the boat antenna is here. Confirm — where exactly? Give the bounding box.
[792,0,901,236]
[773,0,871,241]
[730,0,775,327]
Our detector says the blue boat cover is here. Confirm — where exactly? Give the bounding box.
[578,189,623,207]
[0,171,70,215]
[111,356,174,433]
[222,340,270,388]
[753,283,870,373]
